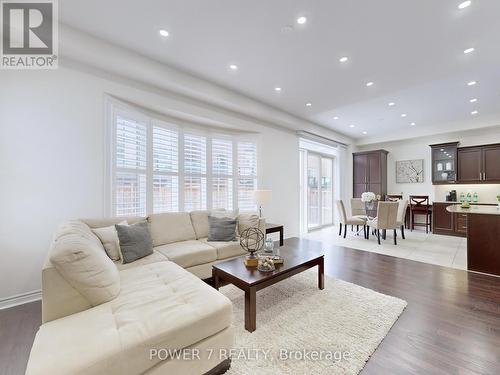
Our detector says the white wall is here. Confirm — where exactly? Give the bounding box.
[356,126,500,202]
[0,57,350,302]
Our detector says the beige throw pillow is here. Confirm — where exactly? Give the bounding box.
[238,213,260,236]
[92,221,127,261]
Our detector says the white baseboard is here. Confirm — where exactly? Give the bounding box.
[0,290,41,310]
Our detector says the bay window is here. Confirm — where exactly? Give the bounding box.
[108,102,258,216]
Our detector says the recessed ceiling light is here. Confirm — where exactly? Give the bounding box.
[349,124,355,128]
[305,102,312,107]
[401,113,407,118]
[229,64,238,71]
[471,110,478,115]
[362,131,367,135]
[339,56,349,63]
[366,81,374,87]
[464,47,475,54]
[274,87,282,92]
[467,80,477,86]
[410,122,416,126]
[440,148,444,151]
[470,98,478,103]
[159,29,169,37]
[388,102,395,106]
[333,116,339,120]
[458,1,472,9]
[297,16,307,24]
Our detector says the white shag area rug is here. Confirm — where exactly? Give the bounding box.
[221,270,407,375]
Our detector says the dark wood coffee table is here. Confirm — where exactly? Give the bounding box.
[212,245,324,332]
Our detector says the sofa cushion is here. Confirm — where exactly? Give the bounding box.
[114,250,168,271]
[210,209,239,219]
[201,238,246,260]
[91,221,127,261]
[115,222,153,264]
[81,217,146,229]
[26,262,232,375]
[190,210,209,239]
[155,240,217,268]
[148,212,196,246]
[50,230,120,306]
[54,220,103,246]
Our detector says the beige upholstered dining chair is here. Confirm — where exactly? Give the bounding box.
[349,198,368,233]
[396,200,409,239]
[337,200,367,238]
[350,198,368,219]
[366,201,399,245]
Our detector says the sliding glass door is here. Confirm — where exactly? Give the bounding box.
[321,157,333,225]
[307,152,334,230]
[307,154,321,229]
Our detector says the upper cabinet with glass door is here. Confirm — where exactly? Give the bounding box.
[430,142,459,184]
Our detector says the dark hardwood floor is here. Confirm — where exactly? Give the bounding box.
[0,300,40,375]
[2,238,500,374]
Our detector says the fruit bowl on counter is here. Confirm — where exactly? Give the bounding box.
[460,201,470,209]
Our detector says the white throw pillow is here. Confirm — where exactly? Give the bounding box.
[92,221,127,261]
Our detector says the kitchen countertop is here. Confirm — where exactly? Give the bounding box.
[434,201,498,205]
[446,204,500,215]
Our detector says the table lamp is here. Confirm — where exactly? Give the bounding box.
[253,190,272,218]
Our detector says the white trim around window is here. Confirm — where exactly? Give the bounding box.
[104,97,259,216]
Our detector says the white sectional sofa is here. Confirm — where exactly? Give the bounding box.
[26,211,265,375]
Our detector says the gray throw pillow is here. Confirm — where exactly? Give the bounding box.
[208,216,237,242]
[115,222,153,264]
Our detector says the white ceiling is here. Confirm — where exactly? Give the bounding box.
[60,0,500,144]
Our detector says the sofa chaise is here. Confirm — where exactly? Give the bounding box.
[25,210,265,375]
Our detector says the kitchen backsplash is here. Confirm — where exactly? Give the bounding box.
[434,184,500,203]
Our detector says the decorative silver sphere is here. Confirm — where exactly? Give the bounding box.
[240,227,265,257]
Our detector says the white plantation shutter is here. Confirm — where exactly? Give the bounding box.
[212,138,233,209]
[184,134,207,210]
[114,116,147,216]
[237,141,258,211]
[110,103,258,215]
[152,126,179,212]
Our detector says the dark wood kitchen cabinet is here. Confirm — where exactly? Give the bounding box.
[353,150,388,198]
[458,147,483,183]
[429,142,459,184]
[458,144,500,183]
[482,145,500,182]
[432,202,466,237]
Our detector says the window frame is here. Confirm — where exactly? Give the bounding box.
[105,97,260,216]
